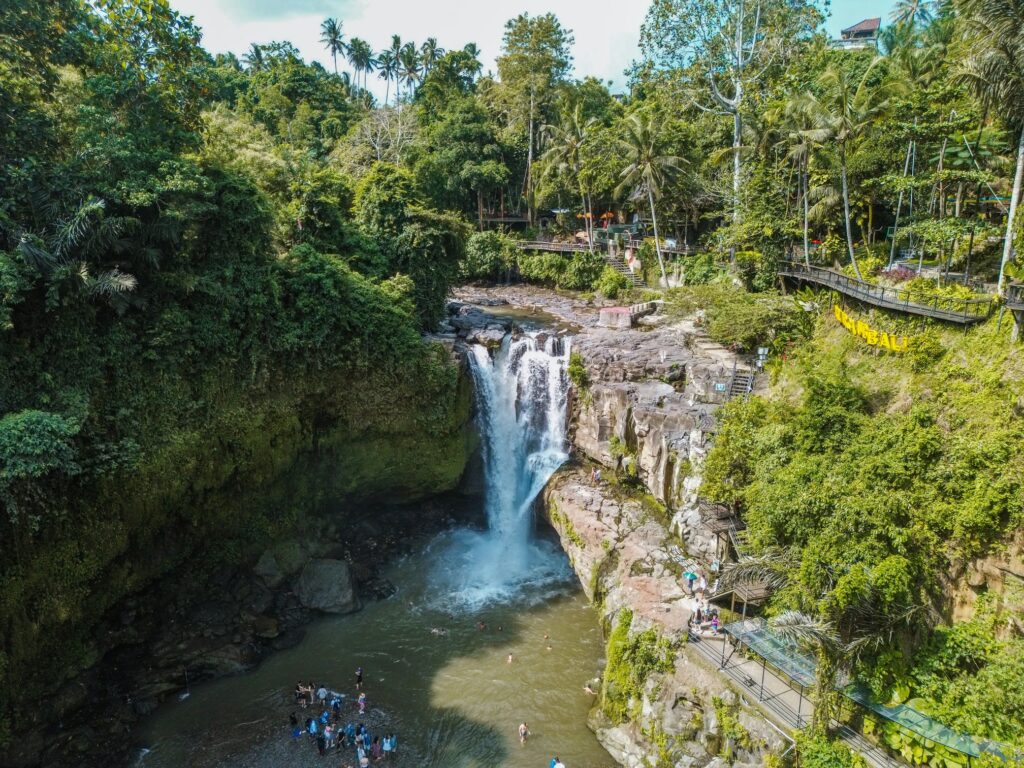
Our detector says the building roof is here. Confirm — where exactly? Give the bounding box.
[841,17,881,35]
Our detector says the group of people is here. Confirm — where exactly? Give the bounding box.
[689,598,721,636]
[289,668,397,764]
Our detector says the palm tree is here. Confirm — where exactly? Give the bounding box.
[802,60,895,280]
[377,49,398,106]
[463,43,484,80]
[616,112,685,288]
[542,106,599,250]
[769,611,844,733]
[891,0,936,25]
[770,97,818,266]
[242,43,265,72]
[420,37,444,76]
[346,38,374,92]
[319,17,344,76]
[957,0,1024,292]
[388,36,404,103]
[398,42,422,96]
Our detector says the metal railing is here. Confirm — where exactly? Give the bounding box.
[779,261,997,324]
[1008,284,1024,311]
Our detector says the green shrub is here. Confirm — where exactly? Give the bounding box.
[601,609,676,722]
[795,732,867,768]
[462,231,516,281]
[596,266,630,299]
[567,351,590,389]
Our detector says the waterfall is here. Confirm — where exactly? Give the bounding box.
[428,332,573,608]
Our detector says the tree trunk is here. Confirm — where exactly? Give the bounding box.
[840,145,863,280]
[384,77,390,106]
[525,89,536,228]
[811,650,840,735]
[998,124,1024,293]
[731,93,742,264]
[648,186,669,288]
[802,162,810,267]
[478,188,484,231]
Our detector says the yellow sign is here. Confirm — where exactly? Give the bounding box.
[833,304,909,352]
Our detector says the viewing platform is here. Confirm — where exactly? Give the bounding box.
[779,261,997,325]
[1008,284,1024,312]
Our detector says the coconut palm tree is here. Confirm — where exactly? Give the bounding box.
[377,49,398,106]
[242,43,265,72]
[319,17,344,76]
[398,42,422,96]
[542,106,599,250]
[802,60,896,280]
[957,0,1024,292]
[420,37,444,76]
[769,97,818,266]
[615,112,685,288]
[346,38,374,92]
[891,0,936,26]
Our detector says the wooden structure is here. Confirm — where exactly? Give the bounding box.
[832,17,881,49]
[779,261,997,324]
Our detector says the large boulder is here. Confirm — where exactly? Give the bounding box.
[294,559,359,614]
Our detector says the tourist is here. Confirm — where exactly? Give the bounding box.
[518,722,530,743]
[507,653,514,664]
[320,709,331,725]
[595,468,602,484]
[698,573,707,595]
[686,572,697,595]
[325,723,335,749]
[358,691,367,713]
[711,614,720,635]
[554,758,566,768]
[583,683,597,695]
[381,733,392,761]
[355,666,364,690]
[359,752,370,768]
[371,736,383,761]
[317,684,329,708]
[317,730,327,756]
[295,681,307,708]
[389,732,397,759]
[308,717,318,739]
[290,712,302,740]
[346,722,356,745]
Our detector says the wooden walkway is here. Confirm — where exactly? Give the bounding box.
[778,261,996,325]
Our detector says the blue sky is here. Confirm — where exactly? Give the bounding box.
[170,0,895,99]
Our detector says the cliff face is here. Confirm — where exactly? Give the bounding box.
[452,286,784,767]
[2,344,476,768]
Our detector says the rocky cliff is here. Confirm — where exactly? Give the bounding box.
[454,286,785,767]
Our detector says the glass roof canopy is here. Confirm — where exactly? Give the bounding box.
[723,619,1022,762]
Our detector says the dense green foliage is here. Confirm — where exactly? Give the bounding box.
[0,0,474,746]
[600,609,677,722]
[702,312,1024,744]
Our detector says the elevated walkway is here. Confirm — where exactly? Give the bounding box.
[778,261,996,325]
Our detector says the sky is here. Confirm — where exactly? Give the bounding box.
[169,0,896,101]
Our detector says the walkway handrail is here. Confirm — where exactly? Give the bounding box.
[516,240,592,253]
[779,261,997,324]
[1008,283,1024,311]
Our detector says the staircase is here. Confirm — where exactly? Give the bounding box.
[728,524,752,559]
[603,252,646,288]
[728,369,754,398]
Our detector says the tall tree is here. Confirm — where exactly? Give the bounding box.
[802,60,895,280]
[243,42,265,72]
[398,42,422,95]
[542,106,598,249]
[496,13,575,226]
[346,38,374,92]
[319,17,344,76]
[616,112,685,287]
[377,49,398,106]
[957,0,1024,292]
[420,37,444,75]
[640,0,822,258]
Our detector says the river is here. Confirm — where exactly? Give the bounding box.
[135,322,616,768]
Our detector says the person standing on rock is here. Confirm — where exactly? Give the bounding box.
[358,691,367,713]
[355,666,364,690]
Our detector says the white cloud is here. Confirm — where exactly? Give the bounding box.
[170,0,647,99]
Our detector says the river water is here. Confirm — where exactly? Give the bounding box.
[136,328,615,768]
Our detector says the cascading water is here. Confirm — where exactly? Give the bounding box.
[429,331,573,608]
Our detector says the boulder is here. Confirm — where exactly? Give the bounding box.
[294,559,359,614]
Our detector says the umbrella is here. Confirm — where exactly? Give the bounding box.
[683,571,697,581]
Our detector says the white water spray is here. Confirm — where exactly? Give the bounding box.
[429,332,573,608]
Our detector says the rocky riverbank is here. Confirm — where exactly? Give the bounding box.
[455,286,786,767]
